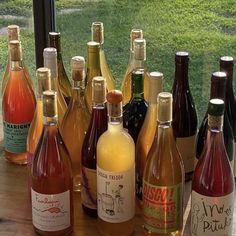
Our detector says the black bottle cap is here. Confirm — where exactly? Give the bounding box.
[208,98,224,116]
[175,51,189,64]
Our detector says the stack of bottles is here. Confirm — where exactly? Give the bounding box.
[1,23,235,236]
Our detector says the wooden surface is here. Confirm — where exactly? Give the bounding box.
[0,128,236,235]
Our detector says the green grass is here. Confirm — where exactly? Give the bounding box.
[0,0,236,122]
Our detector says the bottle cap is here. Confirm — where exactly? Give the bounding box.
[175,51,189,64]
[87,41,100,53]
[49,32,61,52]
[37,67,51,94]
[8,25,20,41]
[220,56,234,68]
[91,22,104,44]
[92,76,106,104]
[43,47,58,80]
[149,72,163,104]
[107,90,123,104]
[71,56,85,81]
[157,92,172,122]
[208,98,224,116]
[211,71,227,81]
[9,40,22,61]
[130,29,143,51]
[107,90,123,117]
[43,90,58,117]
[134,38,146,60]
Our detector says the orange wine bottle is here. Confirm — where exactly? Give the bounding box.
[31,91,73,235]
[61,56,91,192]
[2,40,36,165]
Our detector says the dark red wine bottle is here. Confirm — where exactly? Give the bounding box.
[191,98,234,236]
[172,52,198,181]
[196,72,234,166]
[81,76,107,217]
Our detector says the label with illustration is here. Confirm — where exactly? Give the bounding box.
[142,181,183,234]
[31,189,71,231]
[97,165,135,223]
[191,190,234,236]
[3,121,31,153]
[81,167,97,209]
[176,134,196,173]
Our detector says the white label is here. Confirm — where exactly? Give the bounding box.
[191,190,234,236]
[97,165,135,223]
[31,189,71,232]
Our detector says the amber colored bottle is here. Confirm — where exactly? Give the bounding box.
[196,72,234,167]
[27,67,51,191]
[135,71,163,200]
[2,25,33,94]
[97,90,135,236]
[91,22,115,91]
[143,92,184,236]
[191,99,234,236]
[84,41,102,113]
[121,38,150,105]
[172,52,198,181]
[2,40,36,165]
[49,32,72,105]
[220,56,236,178]
[43,47,67,125]
[61,56,90,192]
[81,76,107,217]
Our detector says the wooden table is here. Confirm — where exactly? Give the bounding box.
[0,130,235,235]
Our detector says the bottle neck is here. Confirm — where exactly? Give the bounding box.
[108,102,123,131]
[43,115,58,126]
[174,61,189,89]
[132,76,144,99]
[87,51,101,70]
[210,80,226,101]
[134,58,145,69]
[221,65,234,98]
[208,114,223,132]
[71,81,85,101]
[10,60,23,70]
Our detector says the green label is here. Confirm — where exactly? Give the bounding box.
[142,180,183,234]
[3,121,31,153]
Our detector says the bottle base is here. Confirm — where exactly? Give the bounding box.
[143,225,182,236]
[34,226,73,236]
[73,175,82,192]
[4,150,27,165]
[185,171,193,182]
[82,204,97,218]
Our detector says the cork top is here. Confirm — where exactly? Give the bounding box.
[157,92,172,122]
[130,29,143,51]
[71,56,85,82]
[107,90,123,104]
[87,41,100,53]
[37,67,51,95]
[43,90,58,117]
[149,72,163,104]
[91,22,104,44]
[107,90,123,118]
[9,40,22,61]
[92,76,106,104]
[134,38,146,60]
[8,25,20,41]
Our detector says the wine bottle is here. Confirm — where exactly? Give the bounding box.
[121,38,150,105]
[43,47,67,125]
[2,40,36,165]
[61,56,90,192]
[121,28,143,103]
[196,72,234,167]
[123,68,148,144]
[143,92,184,236]
[191,99,234,236]
[81,76,107,217]
[49,32,72,105]
[84,41,102,113]
[31,90,73,236]
[91,22,115,91]
[27,67,51,191]
[172,52,198,181]
[135,71,163,200]
[2,25,33,94]
[97,90,135,236]
[220,56,236,178]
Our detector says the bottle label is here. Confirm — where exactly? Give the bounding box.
[176,134,196,173]
[97,165,135,223]
[3,121,30,153]
[81,167,97,210]
[31,189,71,232]
[142,181,183,234]
[191,190,234,236]
[234,142,236,177]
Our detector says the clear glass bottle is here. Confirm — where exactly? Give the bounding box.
[2,40,36,165]
[49,32,72,105]
[43,47,68,125]
[91,22,115,91]
[135,71,163,200]
[121,38,150,105]
[191,99,234,236]
[2,25,33,94]
[172,52,198,181]
[81,76,107,217]
[97,90,135,236]
[61,56,91,192]
[31,91,73,236]
[84,41,102,113]
[123,69,148,144]
[27,67,51,191]
[143,92,184,236]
